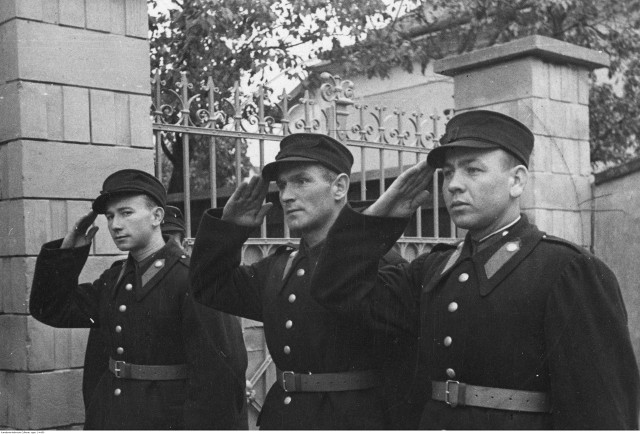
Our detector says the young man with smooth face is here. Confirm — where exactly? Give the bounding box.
[29,169,248,430]
[189,133,414,430]
[308,110,640,429]
[441,148,526,238]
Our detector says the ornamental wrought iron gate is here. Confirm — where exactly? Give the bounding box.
[151,71,458,427]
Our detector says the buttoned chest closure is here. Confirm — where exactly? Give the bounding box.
[423,258,476,381]
[262,250,334,370]
[103,262,186,364]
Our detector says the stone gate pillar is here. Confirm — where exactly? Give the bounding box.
[434,35,609,248]
[0,0,152,429]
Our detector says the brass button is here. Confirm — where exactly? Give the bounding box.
[125,283,133,291]
[116,347,124,355]
[285,320,293,329]
[154,260,163,268]
[458,273,469,283]
[288,294,296,303]
[181,254,187,259]
[284,396,292,405]
[446,368,456,378]
[115,325,122,333]
[296,269,305,277]
[444,336,452,347]
[448,302,458,312]
[114,388,121,396]
[502,230,509,236]
[119,305,127,313]
[284,345,291,355]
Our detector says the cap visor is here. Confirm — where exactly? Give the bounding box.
[427,140,499,168]
[261,156,320,181]
[91,188,156,214]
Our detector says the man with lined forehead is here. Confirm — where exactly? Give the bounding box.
[189,133,420,429]
[309,110,640,429]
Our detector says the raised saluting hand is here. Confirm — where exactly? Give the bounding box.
[61,210,100,249]
[222,176,274,227]
[364,159,435,218]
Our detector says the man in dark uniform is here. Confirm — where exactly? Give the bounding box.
[189,133,420,429]
[30,169,248,430]
[81,204,191,413]
[162,205,187,247]
[309,111,640,429]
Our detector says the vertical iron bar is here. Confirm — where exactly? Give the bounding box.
[234,82,242,187]
[207,76,217,209]
[379,148,385,196]
[258,85,267,239]
[360,147,366,201]
[153,71,163,180]
[415,152,422,237]
[433,169,440,238]
[209,137,217,208]
[179,72,192,238]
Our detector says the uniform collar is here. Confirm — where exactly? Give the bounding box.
[112,241,185,301]
[422,214,544,296]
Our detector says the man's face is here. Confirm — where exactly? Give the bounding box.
[276,163,340,234]
[104,194,160,254]
[442,148,515,234]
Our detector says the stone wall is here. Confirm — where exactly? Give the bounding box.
[594,159,640,368]
[0,0,151,429]
[434,35,608,247]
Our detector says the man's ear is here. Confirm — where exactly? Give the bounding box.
[152,206,165,227]
[332,173,350,201]
[509,165,528,199]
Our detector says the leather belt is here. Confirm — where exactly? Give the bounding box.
[109,358,188,381]
[432,380,552,413]
[276,368,381,392]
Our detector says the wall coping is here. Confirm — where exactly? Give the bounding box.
[595,157,640,185]
[434,35,610,76]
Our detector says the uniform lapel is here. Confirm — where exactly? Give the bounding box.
[473,217,545,296]
[422,241,468,294]
[135,242,181,301]
[110,259,131,300]
[277,245,302,294]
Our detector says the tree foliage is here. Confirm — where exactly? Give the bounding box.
[321,0,640,168]
[149,0,640,177]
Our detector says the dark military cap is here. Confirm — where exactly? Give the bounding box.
[92,169,167,214]
[427,110,534,168]
[162,205,185,235]
[261,133,354,181]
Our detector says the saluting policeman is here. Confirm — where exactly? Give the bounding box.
[189,133,420,429]
[30,169,248,430]
[309,111,640,429]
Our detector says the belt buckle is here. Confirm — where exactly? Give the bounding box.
[281,371,295,392]
[113,360,125,379]
[445,380,460,407]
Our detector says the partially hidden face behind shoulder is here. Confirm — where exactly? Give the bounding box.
[104,193,164,254]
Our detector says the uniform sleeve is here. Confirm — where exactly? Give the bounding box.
[182,288,249,430]
[545,254,640,429]
[29,239,103,328]
[189,210,272,322]
[310,206,424,337]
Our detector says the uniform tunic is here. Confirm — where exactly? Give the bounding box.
[30,239,248,430]
[190,211,398,429]
[309,207,640,429]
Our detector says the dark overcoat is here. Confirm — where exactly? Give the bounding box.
[310,207,640,430]
[30,239,248,430]
[190,211,407,429]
